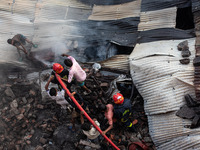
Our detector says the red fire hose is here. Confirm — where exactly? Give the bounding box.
[55,74,120,150]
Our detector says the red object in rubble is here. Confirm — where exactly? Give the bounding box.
[128,142,149,150]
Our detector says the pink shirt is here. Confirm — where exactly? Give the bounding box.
[67,56,86,83]
[105,104,114,126]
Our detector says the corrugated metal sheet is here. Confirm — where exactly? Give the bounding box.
[0,0,36,62]
[141,0,189,12]
[38,0,91,9]
[88,0,141,21]
[158,134,200,150]
[129,38,199,148]
[148,112,200,147]
[138,28,195,43]
[100,55,130,72]
[138,7,176,31]
[130,38,195,115]
[0,0,36,19]
[75,0,134,6]
[35,2,91,20]
[0,0,93,63]
[0,0,35,34]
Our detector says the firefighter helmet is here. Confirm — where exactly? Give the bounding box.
[113,93,124,104]
[53,63,64,74]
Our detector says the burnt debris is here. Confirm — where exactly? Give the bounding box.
[177,40,191,65]
[0,65,155,150]
[176,94,200,129]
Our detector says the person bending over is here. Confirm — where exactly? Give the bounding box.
[61,53,91,93]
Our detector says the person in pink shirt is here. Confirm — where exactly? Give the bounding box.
[61,53,91,93]
[99,103,114,135]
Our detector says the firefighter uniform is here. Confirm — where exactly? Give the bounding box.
[114,98,135,131]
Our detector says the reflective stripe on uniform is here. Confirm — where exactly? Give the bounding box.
[127,122,132,127]
[122,109,129,116]
[121,118,128,122]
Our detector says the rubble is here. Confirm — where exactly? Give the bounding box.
[177,40,191,65]
[0,65,155,150]
[78,140,101,149]
[181,49,191,57]
[179,58,190,64]
[177,40,188,51]
[176,94,200,129]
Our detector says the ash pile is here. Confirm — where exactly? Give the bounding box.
[0,64,155,150]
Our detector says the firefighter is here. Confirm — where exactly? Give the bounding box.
[51,63,73,92]
[113,93,136,132]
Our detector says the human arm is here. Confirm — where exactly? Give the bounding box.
[102,124,113,135]
[60,77,68,82]
[102,115,113,135]
[67,70,74,83]
[19,43,28,54]
[102,104,114,135]
[56,74,68,82]
[93,119,100,127]
[45,75,54,91]
[25,38,33,45]
[15,45,28,54]
[80,112,84,124]
[60,75,73,83]
[70,91,76,97]
[61,53,70,57]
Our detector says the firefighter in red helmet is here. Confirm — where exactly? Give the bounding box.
[48,63,73,92]
[53,63,64,74]
[113,93,136,132]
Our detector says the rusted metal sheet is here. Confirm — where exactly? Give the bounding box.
[138,7,176,31]
[88,0,141,21]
